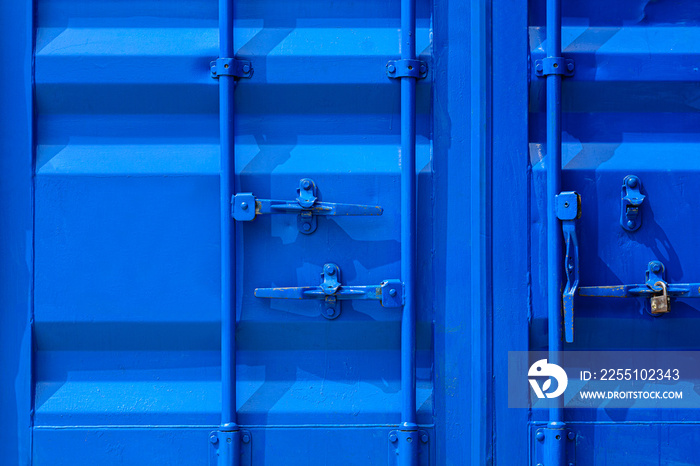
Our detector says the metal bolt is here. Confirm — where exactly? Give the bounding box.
[325,308,335,317]
[421,434,429,443]
[243,64,251,73]
[387,64,396,73]
[420,64,427,74]
[241,202,248,210]
[302,180,311,190]
[627,220,634,228]
[536,431,545,442]
[627,177,638,188]
[242,434,251,444]
[567,431,575,440]
[567,62,574,72]
[302,223,311,232]
[652,263,661,273]
[209,435,218,444]
[389,288,397,297]
[536,63,543,73]
[325,265,335,275]
[389,433,398,443]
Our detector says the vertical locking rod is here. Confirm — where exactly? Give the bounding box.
[219,0,240,463]
[545,0,567,464]
[399,0,418,464]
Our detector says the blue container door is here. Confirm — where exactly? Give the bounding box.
[28,1,441,464]
[525,1,700,464]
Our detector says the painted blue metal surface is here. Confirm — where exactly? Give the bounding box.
[3,0,697,464]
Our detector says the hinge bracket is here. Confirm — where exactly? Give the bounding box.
[210,57,253,79]
[386,59,428,79]
[535,57,575,77]
[534,427,576,466]
[208,430,251,466]
[388,430,430,466]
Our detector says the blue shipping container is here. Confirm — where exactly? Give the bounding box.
[1,0,699,464]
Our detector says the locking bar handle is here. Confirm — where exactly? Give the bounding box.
[556,191,581,343]
[254,263,403,319]
[578,261,700,312]
[232,178,383,235]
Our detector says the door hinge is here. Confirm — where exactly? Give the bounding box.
[534,427,577,466]
[232,178,383,235]
[208,430,252,466]
[388,430,430,466]
[210,57,253,79]
[255,263,403,319]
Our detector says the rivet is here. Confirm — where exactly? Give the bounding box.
[567,62,574,71]
[652,263,661,273]
[242,64,251,73]
[536,63,543,72]
[420,64,427,74]
[325,265,335,275]
[302,180,312,190]
[536,431,545,442]
[302,223,311,232]
[389,433,398,443]
[209,435,218,444]
[242,434,251,444]
[389,289,397,297]
[387,64,396,73]
[627,220,634,228]
[241,202,248,210]
[325,308,335,317]
[421,434,429,443]
[406,437,413,443]
[226,438,232,444]
[568,431,576,440]
[627,177,638,188]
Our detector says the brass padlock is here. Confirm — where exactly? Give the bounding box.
[650,281,670,315]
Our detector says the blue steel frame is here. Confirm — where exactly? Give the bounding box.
[0,0,34,464]
[492,0,529,464]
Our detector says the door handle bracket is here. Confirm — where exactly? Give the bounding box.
[232,178,383,235]
[578,261,700,316]
[254,263,403,319]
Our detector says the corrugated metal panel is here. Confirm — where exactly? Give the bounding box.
[29,1,444,464]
